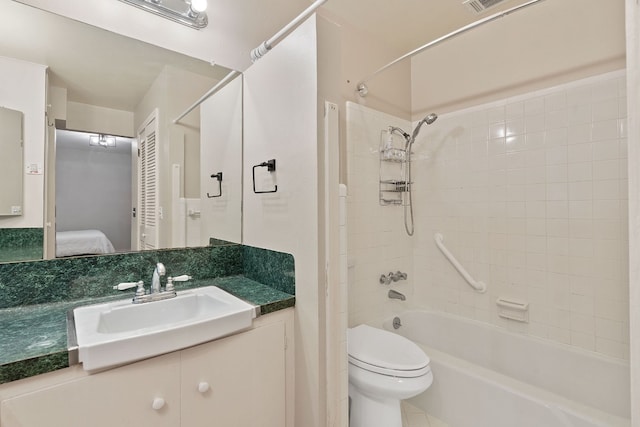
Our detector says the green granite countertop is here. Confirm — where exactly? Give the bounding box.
[0,275,294,384]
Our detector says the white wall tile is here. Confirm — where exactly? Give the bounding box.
[525,97,545,116]
[568,162,593,182]
[592,119,619,141]
[568,123,592,144]
[568,143,593,163]
[568,104,592,125]
[569,181,592,201]
[348,72,628,360]
[593,99,620,121]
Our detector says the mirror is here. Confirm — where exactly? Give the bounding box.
[0,107,24,216]
[0,1,243,262]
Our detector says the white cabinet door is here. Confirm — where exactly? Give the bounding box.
[1,352,181,427]
[181,322,287,427]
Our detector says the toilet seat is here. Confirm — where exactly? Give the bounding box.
[348,324,430,378]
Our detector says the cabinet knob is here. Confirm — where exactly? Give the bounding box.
[152,397,165,410]
[198,382,210,393]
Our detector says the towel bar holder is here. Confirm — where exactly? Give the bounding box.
[253,159,277,194]
[206,172,223,198]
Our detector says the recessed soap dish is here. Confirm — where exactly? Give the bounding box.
[496,297,529,323]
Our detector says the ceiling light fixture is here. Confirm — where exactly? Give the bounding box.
[117,0,208,29]
[89,134,117,148]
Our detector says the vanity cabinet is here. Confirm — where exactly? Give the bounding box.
[0,309,293,427]
[181,321,286,427]
[0,352,182,427]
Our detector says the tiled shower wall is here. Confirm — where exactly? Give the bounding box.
[347,70,629,360]
[412,70,629,359]
[346,102,413,327]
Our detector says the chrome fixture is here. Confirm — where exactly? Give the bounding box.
[380,271,408,285]
[151,262,166,294]
[403,114,437,236]
[393,271,408,281]
[112,264,192,304]
[392,316,402,329]
[117,0,208,29]
[409,114,438,147]
[89,134,116,148]
[388,289,406,301]
[387,114,438,236]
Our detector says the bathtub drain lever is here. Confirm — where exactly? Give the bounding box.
[392,317,402,329]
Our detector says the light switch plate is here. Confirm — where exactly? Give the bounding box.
[25,163,43,175]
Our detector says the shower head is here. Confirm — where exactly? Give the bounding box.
[424,113,438,125]
[409,113,438,144]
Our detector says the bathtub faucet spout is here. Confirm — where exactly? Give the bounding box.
[388,289,406,301]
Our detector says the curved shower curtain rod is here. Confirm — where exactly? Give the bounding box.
[173,70,241,124]
[251,0,328,62]
[356,0,547,97]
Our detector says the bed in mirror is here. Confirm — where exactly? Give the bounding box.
[0,0,243,263]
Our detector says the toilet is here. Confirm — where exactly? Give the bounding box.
[347,324,433,427]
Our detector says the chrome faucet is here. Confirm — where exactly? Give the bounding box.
[380,271,408,285]
[388,289,406,301]
[114,264,192,304]
[391,271,407,281]
[151,262,166,294]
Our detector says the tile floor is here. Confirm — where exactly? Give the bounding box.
[401,401,449,427]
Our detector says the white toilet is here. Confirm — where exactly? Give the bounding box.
[347,324,433,427]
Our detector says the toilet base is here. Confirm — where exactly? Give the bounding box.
[349,383,402,427]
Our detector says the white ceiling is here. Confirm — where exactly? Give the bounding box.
[0,1,231,111]
[321,0,534,54]
[1,0,570,112]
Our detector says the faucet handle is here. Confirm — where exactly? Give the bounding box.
[165,275,190,293]
[113,281,140,291]
[165,277,175,293]
[135,281,146,297]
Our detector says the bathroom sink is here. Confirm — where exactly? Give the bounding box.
[72,286,257,371]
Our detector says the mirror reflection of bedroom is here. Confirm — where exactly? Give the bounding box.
[54,129,133,258]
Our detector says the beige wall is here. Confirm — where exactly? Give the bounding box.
[626,0,640,424]
[411,0,626,117]
[243,17,321,426]
[318,10,412,187]
[243,15,344,427]
[66,102,134,137]
[334,17,412,121]
[0,56,46,229]
[199,76,243,244]
[135,66,217,248]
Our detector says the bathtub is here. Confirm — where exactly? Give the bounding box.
[381,310,630,427]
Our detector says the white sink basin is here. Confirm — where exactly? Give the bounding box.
[73,286,257,371]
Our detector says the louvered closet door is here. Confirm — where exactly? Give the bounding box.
[138,114,159,250]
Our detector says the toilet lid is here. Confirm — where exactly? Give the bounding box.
[347,324,430,377]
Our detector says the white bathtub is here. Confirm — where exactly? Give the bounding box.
[381,310,630,427]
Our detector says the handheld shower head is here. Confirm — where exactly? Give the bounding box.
[409,113,438,144]
[424,113,438,125]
